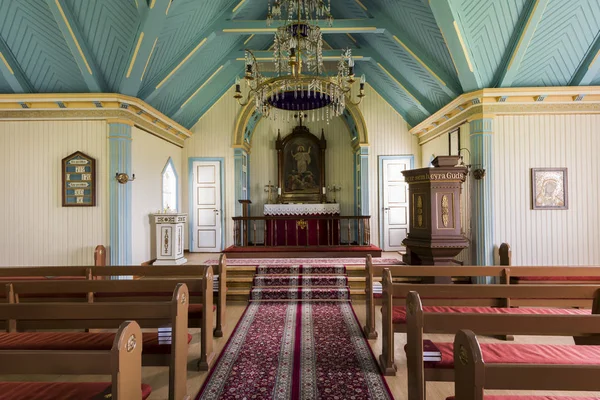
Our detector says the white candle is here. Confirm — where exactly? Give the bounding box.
[322,187,326,195]
[278,188,282,195]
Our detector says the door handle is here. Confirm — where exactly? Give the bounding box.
[213,209,220,215]
[384,207,390,211]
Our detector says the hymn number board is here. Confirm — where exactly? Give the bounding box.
[62,151,96,207]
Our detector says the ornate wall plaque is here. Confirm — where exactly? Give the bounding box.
[62,151,96,207]
[531,168,568,210]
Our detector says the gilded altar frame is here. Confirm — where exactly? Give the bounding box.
[276,124,326,204]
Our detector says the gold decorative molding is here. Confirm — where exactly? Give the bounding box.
[411,86,600,145]
[0,93,191,147]
[441,195,449,227]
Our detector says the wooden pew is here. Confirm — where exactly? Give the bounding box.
[91,255,227,337]
[0,253,227,337]
[1,283,191,400]
[453,329,600,400]
[500,242,600,286]
[8,274,216,371]
[364,255,509,339]
[400,290,600,400]
[0,320,150,400]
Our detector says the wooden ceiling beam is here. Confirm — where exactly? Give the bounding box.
[0,35,34,93]
[496,0,550,88]
[119,0,171,96]
[355,0,461,98]
[46,0,107,92]
[429,0,482,92]
[569,31,600,86]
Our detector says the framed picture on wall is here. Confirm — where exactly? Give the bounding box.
[448,128,460,156]
[531,168,568,210]
[62,151,96,207]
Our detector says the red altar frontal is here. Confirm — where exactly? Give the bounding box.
[264,204,340,246]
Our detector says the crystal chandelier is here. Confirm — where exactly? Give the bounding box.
[234,0,366,124]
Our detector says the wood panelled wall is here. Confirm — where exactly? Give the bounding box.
[493,114,600,266]
[131,127,182,264]
[0,120,108,266]
[185,85,420,248]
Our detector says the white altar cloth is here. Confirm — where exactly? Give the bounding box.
[264,203,340,216]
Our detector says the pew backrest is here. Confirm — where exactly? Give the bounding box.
[0,320,144,400]
[453,329,600,400]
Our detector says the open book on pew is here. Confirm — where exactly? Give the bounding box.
[158,326,172,344]
[423,339,441,361]
[214,275,219,291]
[372,282,382,294]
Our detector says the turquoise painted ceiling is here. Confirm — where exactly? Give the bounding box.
[0,0,599,129]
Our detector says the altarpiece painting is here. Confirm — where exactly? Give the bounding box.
[276,124,326,203]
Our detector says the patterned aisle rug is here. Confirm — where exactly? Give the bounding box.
[204,257,402,266]
[196,302,393,400]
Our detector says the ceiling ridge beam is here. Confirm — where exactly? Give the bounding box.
[353,0,461,97]
[569,30,600,86]
[237,49,371,60]
[46,0,107,92]
[496,0,550,88]
[119,0,171,96]
[220,19,385,34]
[429,0,482,92]
[0,35,34,93]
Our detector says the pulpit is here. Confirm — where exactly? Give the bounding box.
[151,213,187,265]
[264,204,340,246]
[401,156,468,274]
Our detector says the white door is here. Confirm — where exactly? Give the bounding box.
[382,157,411,251]
[191,160,222,252]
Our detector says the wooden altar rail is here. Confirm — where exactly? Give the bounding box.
[232,215,371,247]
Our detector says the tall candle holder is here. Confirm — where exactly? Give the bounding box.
[264,181,276,204]
[327,185,341,203]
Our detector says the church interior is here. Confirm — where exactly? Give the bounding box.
[1,0,600,399]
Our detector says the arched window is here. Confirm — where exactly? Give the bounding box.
[162,158,178,212]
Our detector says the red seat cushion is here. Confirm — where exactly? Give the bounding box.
[415,342,600,369]
[447,397,600,400]
[0,382,151,400]
[515,276,600,281]
[0,332,192,355]
[188,304,217,318]
[390,305,589,324]
[373,293,382,299]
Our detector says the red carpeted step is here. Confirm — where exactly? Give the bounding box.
[250,287,350,301]
[256,264,346,275]
[253,275,348,288]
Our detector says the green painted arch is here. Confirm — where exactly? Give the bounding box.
[232,102,369,152]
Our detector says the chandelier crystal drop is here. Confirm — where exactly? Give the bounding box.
[234,0,366,124]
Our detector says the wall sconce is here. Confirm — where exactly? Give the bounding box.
[458,148,486,180]
[115,172,135,184]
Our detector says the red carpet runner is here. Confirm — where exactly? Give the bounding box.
[196,264,393,399]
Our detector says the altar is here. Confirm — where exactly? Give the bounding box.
[264,203,340,246]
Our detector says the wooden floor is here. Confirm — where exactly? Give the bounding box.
[3,253,600,399]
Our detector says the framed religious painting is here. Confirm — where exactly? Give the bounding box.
[62,151,96,206]
[448,128,460,156]
[531,168,568,210]
[276,124,326,203]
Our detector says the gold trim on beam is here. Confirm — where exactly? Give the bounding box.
[346,33,357,44]
[232,0,247,12]
[453,21,473,72]
[156,38,207,89]
[55,0,93,75]
[0,52,14,74]
[141,38,158,81]
[392,35,447,87]
[355,0,368,11]
[244,34,255,45]
[180,65,224,108]
[507,0,546,72]
[377,63,421,105]
[127,32,145,78]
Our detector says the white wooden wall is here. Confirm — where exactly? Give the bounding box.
[494,114,600,265]
[131,127,182,264]
[0,120,109,266]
